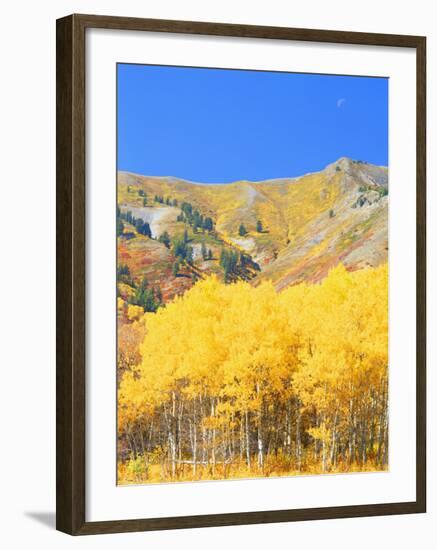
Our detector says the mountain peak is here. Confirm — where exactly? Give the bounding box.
[326,157,354,171]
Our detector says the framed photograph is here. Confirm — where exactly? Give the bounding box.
[56,14,426,535]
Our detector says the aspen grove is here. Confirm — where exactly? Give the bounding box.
[118,263,388,483]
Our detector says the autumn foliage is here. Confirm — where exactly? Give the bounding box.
[118,263,388,483]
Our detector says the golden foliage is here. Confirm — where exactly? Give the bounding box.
[118,264,388,483]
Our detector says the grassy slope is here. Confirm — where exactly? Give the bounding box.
[118,157,388,293]
[118,223,225,305]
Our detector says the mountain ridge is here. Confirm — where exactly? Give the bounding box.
[117,157,388,302]
[119,157,388,187]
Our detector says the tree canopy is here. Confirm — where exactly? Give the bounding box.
[118,263,388,483]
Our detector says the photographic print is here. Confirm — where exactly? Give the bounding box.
[116,64,389,485]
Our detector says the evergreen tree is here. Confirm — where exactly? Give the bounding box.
[138,221,152,238]
[135,218,145,231]
[239,224,248,236]
[181,202,193,217]
[132,277,159,312]
[117,264,130,278]
[220,249,230,279]
[220,248,240,280]
[142,289,157,312]
[256,220,263,233]
[117,218,124,237]
[229,250,239,273]
[158,231,171,248]
[173,237,188,260]
[203,217,214,232]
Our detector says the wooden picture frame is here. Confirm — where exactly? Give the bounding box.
[56,13,426,535]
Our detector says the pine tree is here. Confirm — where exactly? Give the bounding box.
[220,249,230,279]
[158,231,170,248]
[116,264,130,278]
[138,221,152,238]
[204,217,214,232]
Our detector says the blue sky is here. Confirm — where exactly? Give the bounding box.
[117,64,388,183]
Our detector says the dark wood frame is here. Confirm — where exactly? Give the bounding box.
[56,13,426,535]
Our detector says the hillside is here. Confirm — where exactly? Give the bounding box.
[117,157,388,302]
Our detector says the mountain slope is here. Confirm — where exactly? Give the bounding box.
[118,157,388,291]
